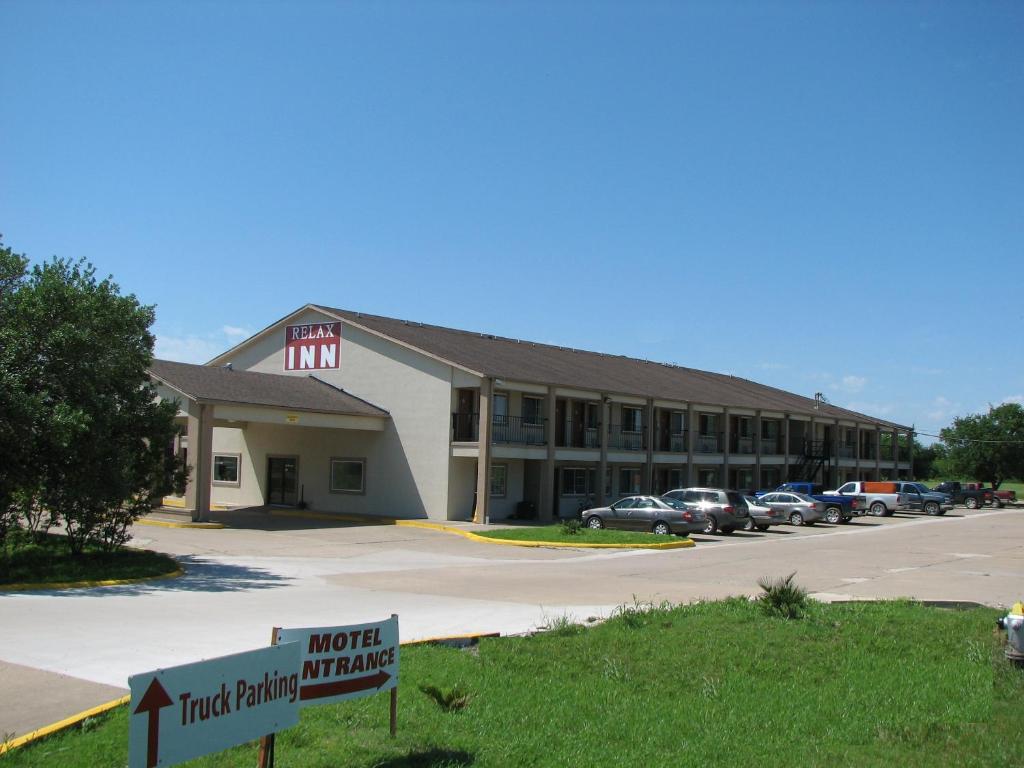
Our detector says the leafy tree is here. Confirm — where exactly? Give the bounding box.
[939,403,1024,489]
[1,250,184,553]
[0,240,31,545]
[912,439,945,480]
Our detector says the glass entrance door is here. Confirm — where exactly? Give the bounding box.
[267,457,298,505]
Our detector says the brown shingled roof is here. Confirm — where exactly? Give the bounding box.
[149,359,389,418]
[316,306,906,429]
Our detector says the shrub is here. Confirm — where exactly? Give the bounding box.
[561,518,582,536]
[419,684,472,712]
[757,572,809,619]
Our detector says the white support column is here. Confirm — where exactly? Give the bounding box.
[907,430,915,478]
[686,404,696,486]
[783,416,791,480]
[875,427,882,480]
[722,408,731,489]
[754,410,762,490]
[598,396,609,506]
[185,402,213,523]
[474,379,493,524]
[644,399,655,494]
[540,386,556,521]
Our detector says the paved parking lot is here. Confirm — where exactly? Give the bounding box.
[1,504,1022,740]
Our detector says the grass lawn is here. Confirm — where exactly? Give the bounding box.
[475,524,682,545]
[5,599,1022,766]
[0,529,179,586]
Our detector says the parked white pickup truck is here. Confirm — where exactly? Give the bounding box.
[827,481,909,517]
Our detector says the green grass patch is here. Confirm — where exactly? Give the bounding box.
[5,599,1022,766]
[476,524,679,545]
[0,529,179,586]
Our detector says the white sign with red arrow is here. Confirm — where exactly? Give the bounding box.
[277,616,399,707]
[128,643,301,768]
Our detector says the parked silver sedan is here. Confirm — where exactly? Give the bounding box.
[757,491,827,526]
[582,496,706,536]
[740,494,787,531]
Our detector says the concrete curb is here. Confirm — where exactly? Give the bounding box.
[395,520,696,549]
[0,567,185,593]
[136,518,226,530]
[0,694,130,755]
[269,509,393,525]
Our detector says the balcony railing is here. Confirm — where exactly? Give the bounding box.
[493,415,547,445]
[695,432,722,453]
[556,419,600,449]
[838,443,856,459]
[653,428,688,453]
[730,435,755,454]
[451,413,547,445]
[860,446,877,461]
[608,424,646,451]
[452,412,478,442]
[760,436,784,455]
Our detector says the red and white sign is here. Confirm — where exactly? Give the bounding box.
[284,322,340,371]
[276,616,399,708]
[128,643,301,768]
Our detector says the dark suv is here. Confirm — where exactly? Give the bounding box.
[662,488,750,535]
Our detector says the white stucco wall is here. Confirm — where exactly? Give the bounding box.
[213,309,463,519]
[211,423,383,514]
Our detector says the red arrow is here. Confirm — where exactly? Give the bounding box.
[299,670,391,701]
[134,678,173,768]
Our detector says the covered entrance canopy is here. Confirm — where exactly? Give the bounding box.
[149,359,390,521]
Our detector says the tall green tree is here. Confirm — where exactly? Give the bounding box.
[939,403,1024,489]
[1,248,183,553]
[0,240,32,543]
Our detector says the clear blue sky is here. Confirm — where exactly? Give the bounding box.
[2,1,1021,440]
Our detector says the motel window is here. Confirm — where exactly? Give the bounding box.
[212,454,240,486]
[561,467,590,496]
[522,396,543,425]
[670,411,685,435]
[622,406,643,432]
[492,393,509,424]
[329,458,365,494]
[699,414,717,435]
[490,464,508,497]
[619,467,641,495]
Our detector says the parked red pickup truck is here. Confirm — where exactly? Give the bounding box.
[963,483,1016,506]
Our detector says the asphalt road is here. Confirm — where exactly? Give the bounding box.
[1,505,1021,741]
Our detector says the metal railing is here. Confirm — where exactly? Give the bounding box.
[608,424,646,451]
[653,428,688,453]
[556,419,600,449]
[760,436,784,455]
[452,413,547,445]
[730,435,755,454]
[492,415,547,445]
[452,412,478,442]
[838,443,856,459]
[695,432,722,453]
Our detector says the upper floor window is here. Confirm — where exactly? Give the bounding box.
[492,393,509,423]
[622,406,643,432]
[522,396,543,425]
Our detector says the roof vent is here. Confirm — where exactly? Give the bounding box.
[223,363,233,371]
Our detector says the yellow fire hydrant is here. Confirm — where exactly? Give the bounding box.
[997,601,1024,664]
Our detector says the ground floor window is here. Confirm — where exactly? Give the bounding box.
[212,453,240,486]
[561,467,595,496]
[490,463,507,497]
[619,467,641,496]
[330,458,365,493]
[697,468,719,486]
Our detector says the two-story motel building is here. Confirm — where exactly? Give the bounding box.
[149,305,914,522]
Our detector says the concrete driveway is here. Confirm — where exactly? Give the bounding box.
[1,505,1022,740]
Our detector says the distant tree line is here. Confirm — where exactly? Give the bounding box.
[912,403,1024,487]
[0,238,185,555]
